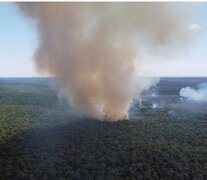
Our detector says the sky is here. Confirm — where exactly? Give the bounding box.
[0,2,207,77]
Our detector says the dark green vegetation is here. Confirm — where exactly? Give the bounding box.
[0,78,206,179]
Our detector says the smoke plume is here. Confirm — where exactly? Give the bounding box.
[17,3,194,121]
[180,83,207,102]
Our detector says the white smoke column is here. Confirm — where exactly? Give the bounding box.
[16,3,194,121]
[180,83,207,102]
[152,103,159,109]
[139,97,142,108]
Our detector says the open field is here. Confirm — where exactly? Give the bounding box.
[0,78,206,179]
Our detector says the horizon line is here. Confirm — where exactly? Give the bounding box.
[1,76,207,78]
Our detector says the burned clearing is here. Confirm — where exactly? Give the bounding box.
[0,77,206,179]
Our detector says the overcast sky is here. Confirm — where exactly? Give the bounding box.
[0,2,207,77]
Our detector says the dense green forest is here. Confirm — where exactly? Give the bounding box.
[0,78,206,179]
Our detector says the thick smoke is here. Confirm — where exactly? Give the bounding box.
[17,3,193,121]
[180,83,207,102]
